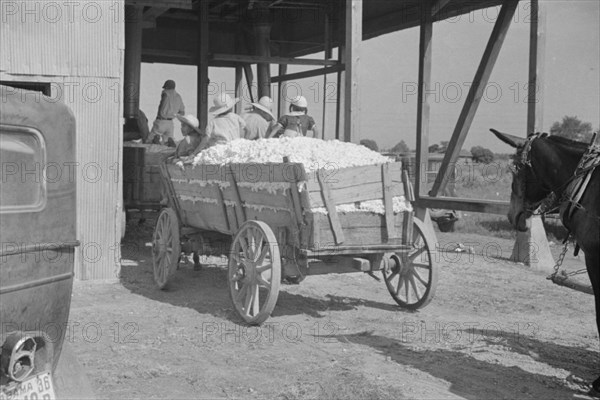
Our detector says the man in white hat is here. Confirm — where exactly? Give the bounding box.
[194,93,247,153]
[146,79,185,146]
[267,95,319,138]
[243,96,275,140]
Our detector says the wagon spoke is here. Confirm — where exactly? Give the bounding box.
[246,229,257,259]
[256,274,271,288]
[239,236,249,257]
[395,273,404,296]
[236,284,248,304]
[252,285,260,316]
[409,247,426,262]
[244,284,255,316]
[256,263,272,274]
[255,246,269,265]
[408,274,421,299]
[412,262,431,270]
[413,270,428,286]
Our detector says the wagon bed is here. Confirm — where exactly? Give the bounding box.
[154,159,438,324]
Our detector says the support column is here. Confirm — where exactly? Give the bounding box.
[197,1,209,129]
[254,24,272,98]
[123,5,143,119]
[526,0,546,134]
[514,0,552,272]
[414,0,437,248]
[343,0,361,143]
[235,65,243,114]
[278,64,287,118]
[415,0,432,199]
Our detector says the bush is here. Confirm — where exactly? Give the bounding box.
[359,139,379,152]
[471,146,495,164]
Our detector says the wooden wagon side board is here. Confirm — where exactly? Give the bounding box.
[305,162,405,207]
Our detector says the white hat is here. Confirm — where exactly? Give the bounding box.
[209,93,239,115]
[176,114,202,133]
[251,96,274,119]
[291,95,307,108]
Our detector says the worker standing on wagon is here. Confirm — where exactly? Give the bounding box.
[243,96,275,140]
[267,95,319,139]
[146,79,185,147]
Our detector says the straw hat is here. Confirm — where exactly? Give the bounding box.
[176,114,202,134]
[162,79,176,90]
[251,96,274,119]
[288,95,308,116]
[291,95,307,108]
[209,93,239,115]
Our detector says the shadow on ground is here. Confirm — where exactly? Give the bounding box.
[333,330,598,400]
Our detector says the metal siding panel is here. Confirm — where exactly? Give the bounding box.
[1,1,123,78]
[62,76,123,280]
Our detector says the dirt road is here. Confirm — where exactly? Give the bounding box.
[67,222,599,400]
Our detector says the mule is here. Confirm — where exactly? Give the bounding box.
[491,129,600,396]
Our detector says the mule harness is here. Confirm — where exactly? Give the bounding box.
[516,132,600,283]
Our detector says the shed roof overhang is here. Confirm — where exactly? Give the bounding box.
[127,0,505,66]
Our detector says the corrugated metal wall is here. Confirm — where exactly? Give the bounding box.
[1,1,125,280]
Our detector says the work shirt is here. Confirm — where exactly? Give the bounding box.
[275,114,315,137]
[205,113,247,146]
[156,89,185,120]
[243,111,272,140]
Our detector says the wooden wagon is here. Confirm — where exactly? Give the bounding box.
[153,159,438,324]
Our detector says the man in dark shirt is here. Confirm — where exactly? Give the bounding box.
[146,79,185,146]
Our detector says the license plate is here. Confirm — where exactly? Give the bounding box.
[0,372,56,400]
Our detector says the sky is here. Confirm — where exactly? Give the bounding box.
[140,0,599,153]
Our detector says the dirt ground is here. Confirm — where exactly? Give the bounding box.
[67,214,599,400]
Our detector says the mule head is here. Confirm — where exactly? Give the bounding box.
[490,129,549,232]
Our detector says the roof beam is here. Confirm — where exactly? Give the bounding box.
[271,65,344,83]
[211,54,340,66]
[126,0,193,9]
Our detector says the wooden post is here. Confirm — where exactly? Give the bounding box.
[514,0,552,271]
[123,5,143,119]
[335,44,344,140]
[343,0,361,143]
[278,64,287,118]
[527,0,546,134]
[254,24,272,98]
[243,64,255,103]
[197,1,209,129]
[429,0,519,197]
[414,0,438,250]
[235,65,243,114]
[415,0,433,199]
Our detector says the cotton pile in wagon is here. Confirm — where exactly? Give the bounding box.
[191,137,412,214]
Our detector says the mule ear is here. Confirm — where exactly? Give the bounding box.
[490,129,526,148]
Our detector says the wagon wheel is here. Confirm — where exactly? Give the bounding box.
[228,221,281,325]
[152,208,180,289]
[382,219,438,309]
